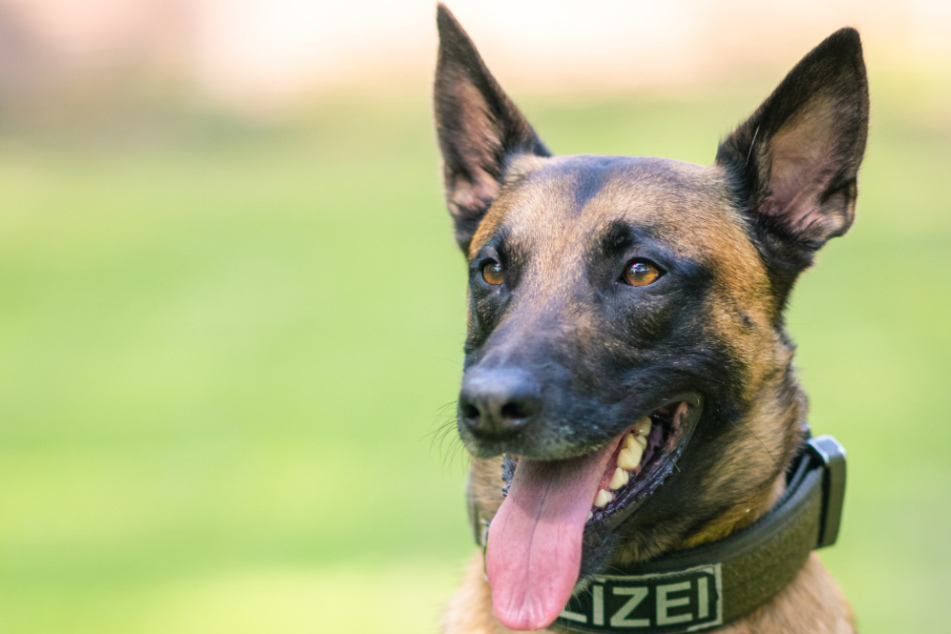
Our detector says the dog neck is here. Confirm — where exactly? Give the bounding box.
[678,473,787,550]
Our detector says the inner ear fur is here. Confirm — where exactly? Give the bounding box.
[716,28,869,282]
[434,4,550,254]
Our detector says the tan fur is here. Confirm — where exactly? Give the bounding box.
[678,474,787,549]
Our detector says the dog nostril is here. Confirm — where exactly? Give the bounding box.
[461,402,480,421]
[500,401,530,422]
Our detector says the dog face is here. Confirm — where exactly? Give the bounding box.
[433,5,867,631]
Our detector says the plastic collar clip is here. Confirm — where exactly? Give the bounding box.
[805,434,847,549]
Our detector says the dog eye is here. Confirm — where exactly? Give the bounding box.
[623,260,662,287]
[482,261,504,286]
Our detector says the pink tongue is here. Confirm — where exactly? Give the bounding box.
[486,445,615,631]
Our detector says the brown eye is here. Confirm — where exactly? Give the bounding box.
[624,260,661,287]
[482,261,504,286]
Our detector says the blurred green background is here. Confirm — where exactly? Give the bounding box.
[1,42,950,634]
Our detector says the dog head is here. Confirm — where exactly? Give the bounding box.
[433,5,868,630]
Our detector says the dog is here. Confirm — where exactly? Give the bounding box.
[432,5,867,633]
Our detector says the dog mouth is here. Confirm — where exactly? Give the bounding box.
[484,394,702,631]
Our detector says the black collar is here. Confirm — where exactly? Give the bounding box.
[470,434,847,634]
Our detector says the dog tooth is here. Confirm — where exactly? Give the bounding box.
[609,467,629,490]
[634,434,648,448]
[595,489,614,508]
[618,445,643,470]
[634,417,652,437]
[587,511,593,521]
[624,433,639,451]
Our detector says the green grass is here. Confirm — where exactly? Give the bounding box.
[0,71,948,632]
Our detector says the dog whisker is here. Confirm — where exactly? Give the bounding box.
[425,401,471,473]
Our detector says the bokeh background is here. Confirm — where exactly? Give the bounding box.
[1,1,949,632]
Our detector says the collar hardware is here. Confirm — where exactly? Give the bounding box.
[806,434,847,549]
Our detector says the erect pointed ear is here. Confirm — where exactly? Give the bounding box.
[434,4,550,254]
[716,28,869,288]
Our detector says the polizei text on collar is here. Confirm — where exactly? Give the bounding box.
[557,565,723,633]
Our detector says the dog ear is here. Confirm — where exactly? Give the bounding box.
[434,4,550,254]
[717,28,869,286]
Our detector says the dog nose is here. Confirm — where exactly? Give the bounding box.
[458,369,541,439]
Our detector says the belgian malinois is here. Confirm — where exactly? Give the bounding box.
[433,5,867,632]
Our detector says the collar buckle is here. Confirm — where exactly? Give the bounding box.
[805,434,847,549]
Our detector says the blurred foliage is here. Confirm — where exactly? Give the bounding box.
[0,69,948,632]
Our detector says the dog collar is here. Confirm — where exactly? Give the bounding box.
[470,434,846,634]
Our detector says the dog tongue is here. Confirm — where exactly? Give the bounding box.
[486,445,614,631]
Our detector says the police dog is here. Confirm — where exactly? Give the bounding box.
[433,5,867,633]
